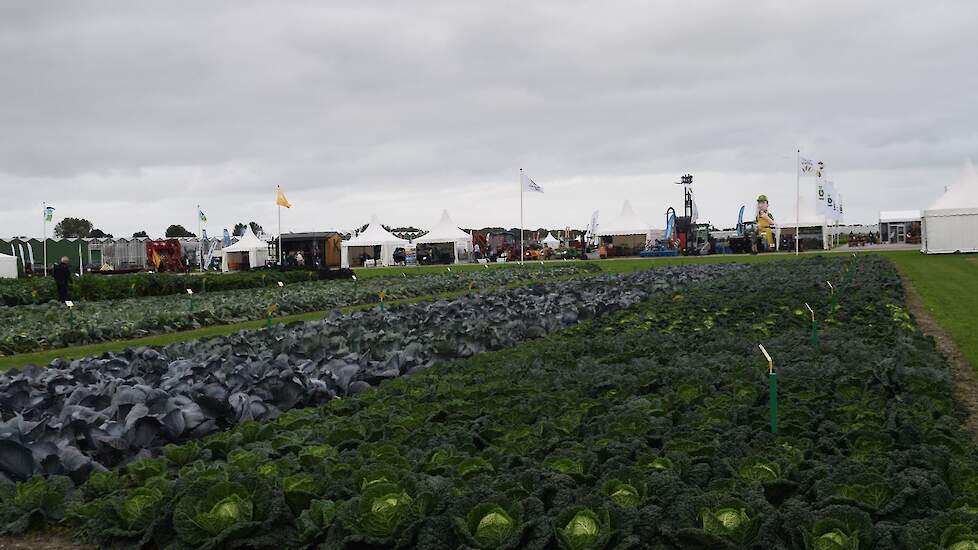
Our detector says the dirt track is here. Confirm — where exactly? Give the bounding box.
[900,271,978,442]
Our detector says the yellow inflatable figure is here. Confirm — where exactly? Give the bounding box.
[756,195,776,251]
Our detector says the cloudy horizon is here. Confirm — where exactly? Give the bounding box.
[2,1,976,238]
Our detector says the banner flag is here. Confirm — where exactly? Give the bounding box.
[521,172,544,193]
[198,209,207,222]
[799,157,818,177]
[815,180,829,217]
[276,186,292,208]
[44,206,55,222]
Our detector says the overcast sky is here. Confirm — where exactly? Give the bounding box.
[2,1,976,238]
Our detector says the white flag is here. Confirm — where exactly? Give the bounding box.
[815,179,829,216]
[799,157,815,177]
[521,172,543,193]
[824,182,838,221]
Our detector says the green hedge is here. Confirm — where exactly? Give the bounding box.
[0,270,321,306]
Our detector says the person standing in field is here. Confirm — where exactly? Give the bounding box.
[52,256,72,302]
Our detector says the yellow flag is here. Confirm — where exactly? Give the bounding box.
[276,186,292,208]
[150,249,162,269]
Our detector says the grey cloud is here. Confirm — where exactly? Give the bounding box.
[1,0,976,236]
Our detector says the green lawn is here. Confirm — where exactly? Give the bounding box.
[881,251,978,368]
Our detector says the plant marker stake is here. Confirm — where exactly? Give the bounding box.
[379,291,385,312]
[827,281,838,311]
[66,300,75,328]
[186,288,193,312]
[806,302,818,347]
[266,304,278,330]
[278,281,284,287]
[759,344,778,434]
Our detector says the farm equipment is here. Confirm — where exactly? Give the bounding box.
[728,205,766,254]
[640,208,681,257]
[651,174,714,256]
[145,239,189,272]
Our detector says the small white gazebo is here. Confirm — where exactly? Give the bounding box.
[0,253,17,278]
[341,215,410,268]
[221,230,270,271]
[541,232,561,247]
[412,210,473,264]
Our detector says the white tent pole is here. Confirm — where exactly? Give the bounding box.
[78,239,83,276]
[519,168,524,265]
[277,188,282,267]
[795,149,801,256]
[43,201,48,276]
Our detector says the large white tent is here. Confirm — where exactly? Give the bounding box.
[595,200,660,255]
[774,185,830,250]
[597,200,652,237]
[0,253,17,278]
[341,215,410,268]
[413,210,472,264]
[221,230,269,271]
[922,161,978,254]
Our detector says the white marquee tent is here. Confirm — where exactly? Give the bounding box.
[922,161,978,254]
[596,200,653,237]
[221,230,269,271]
[341,215,410,268]
[0,253,17,278]
[775,184,830,250]
[541,232,560,247]
[413,210,472,263]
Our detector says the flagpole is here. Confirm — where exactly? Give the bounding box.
[795,149,801,256]
[197,204,202,272]
[43,201,48,276]
[277,186,282,268]
[519,168,524,265]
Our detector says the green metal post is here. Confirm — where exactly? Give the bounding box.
[769,373,779,434]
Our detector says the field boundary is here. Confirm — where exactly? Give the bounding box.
[899,269,978,442]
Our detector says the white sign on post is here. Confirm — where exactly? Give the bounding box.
[186,289,193,295]
[65,300,74,308]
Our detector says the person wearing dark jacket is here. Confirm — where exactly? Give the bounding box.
[52,256,72,302]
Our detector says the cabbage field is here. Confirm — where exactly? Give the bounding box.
[0,264,599,355]
[3,256,978,549]
[0,269,348,306]
[0,264,734,481]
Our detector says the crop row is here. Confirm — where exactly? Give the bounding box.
[0,268,354,306]
[0,263,737,484]
[0,264,600,356]
[4,256,974,549]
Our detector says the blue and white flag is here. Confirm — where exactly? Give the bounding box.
[44,206,55,222]
[223,228,231,247]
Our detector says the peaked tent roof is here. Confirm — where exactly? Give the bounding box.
[222,229,267,253]
[541,232,560,244]
[597,200,652,236]
[928,161,978,211]
[344,215,410,247]
[414,210,471,244]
